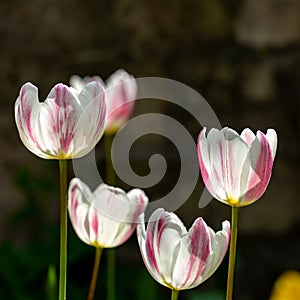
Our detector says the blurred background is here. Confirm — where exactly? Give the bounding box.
[1,0,300,299]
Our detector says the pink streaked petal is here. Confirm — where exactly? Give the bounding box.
[154,211,185,287]
[197,128,212,188]
[105,69,136,130]
[15,83,49,158]
[240,128,256,146]
[88,206,100,244]
[172,217,211,289]
[137,213,166,286]
[242,131,274,204]
[38,84,81,157]
[144,209,165,275]
[201,220,230,283]
[126,189,149,223]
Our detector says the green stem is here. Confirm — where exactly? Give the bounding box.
[59,160,68,300]
[226,206,239,300]
[171,290,179,300]
[107,249,116,300]
[104,133,116,300]
[104,133,116,185]
[88,248,103,300]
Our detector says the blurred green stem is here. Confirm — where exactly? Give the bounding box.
[88,247,103,300]
[171,290,179,300]
[59,160,68,300]
[46,264,57,300]
[226,206,239,300]
[104,133,116,300]
[104,133,116,185]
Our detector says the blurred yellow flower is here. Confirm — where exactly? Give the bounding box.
[269,270,300,300]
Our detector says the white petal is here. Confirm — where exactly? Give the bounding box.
[68,178,91,245]
[201,220,230,283]
[240,128,256,146]
[209,128,249,201]
[172,217,211,290]
[14,83,50,158]
[265,128,277,158]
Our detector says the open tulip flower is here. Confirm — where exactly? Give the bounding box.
[137,208,230,297]
[68,178,148,248]
[70,69,137,134]
[197,127,277,207]
[14,81,106,159]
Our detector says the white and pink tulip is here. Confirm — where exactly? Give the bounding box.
[197,127,277,207]
[14,81,106,159]
[70,69,137,134]
[137,208,230,291]
[68,178,148,248]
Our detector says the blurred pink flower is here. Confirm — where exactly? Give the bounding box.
[137,208,230,291]
[70,69,137,134]
[197,127,277,207]
[68,178,148,248]
[15,81,106,159]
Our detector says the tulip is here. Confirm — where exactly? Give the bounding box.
[105,69,136,133]
[70,69,137,134]
[14,81,106,300]
[197,127,277,300]
[197,127,277,207]
[14,81,106,159]
[137,208,230,299]
[68,178,148,248]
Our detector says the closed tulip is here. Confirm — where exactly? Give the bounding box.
[70,69,136,134]
[68,178,148,248]
[15,81,106,159]
[197,127,277,207]
[137,208,230,292]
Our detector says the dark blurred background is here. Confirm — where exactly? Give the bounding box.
[1,0,300,299]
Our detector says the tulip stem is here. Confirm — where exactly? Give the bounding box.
[59,160,68,300]
[107,249,116,300]
[88,247,103,300]
[104,133,116,300]
[171,290,179,300]
[104,133,116,185]
[226,206,239,300]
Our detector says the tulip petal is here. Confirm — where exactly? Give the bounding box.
[242,131,274,204]
[68,178,91,244]
[15,83,49,158]
[201,220,230,283]
[241,128,256,146]
[266,128,277,158]
[105,69,136,130]
[153,211,186,288]
[38,84,83,158]
[172,217,211,290]
[72,82,106,158]
[137,212,166,286]
[209,128,249,202]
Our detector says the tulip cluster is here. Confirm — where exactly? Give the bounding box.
[14,68,278,300]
